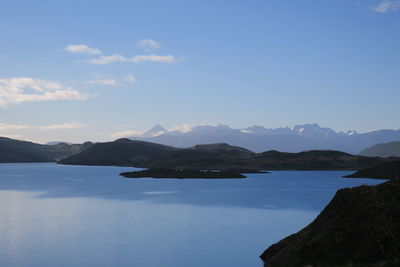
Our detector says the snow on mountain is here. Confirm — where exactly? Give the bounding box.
[128,124,400,154]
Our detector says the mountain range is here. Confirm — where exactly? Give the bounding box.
[127,124,400,154]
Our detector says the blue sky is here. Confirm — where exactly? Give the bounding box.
[1,0,399,143]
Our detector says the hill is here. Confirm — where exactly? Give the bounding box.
[58,138,178,166]
[59,140,394,170]
[260,179,400,266]
[0,137,92,163]
[360,141,400,158]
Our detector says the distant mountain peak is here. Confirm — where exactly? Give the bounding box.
[143,124,166,137]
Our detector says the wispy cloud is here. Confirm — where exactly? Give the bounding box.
[0,77,89,107]
[88,54,176,64]
[39,122,87,130]
[0,122,30,131]
[110,130,144,139]
[373,1,400,13]
[87,79,118,86]
[124,74,136,83]
[137,39,160,50]
[65,44,102,55]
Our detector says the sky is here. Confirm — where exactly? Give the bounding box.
[1,0,400,143]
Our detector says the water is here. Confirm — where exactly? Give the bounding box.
[0,163,384,267]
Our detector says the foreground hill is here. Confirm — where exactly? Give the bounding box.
[344,161,400,180]
[260,179,400,267]
[58,139,178,166]
[59,139,393,170]
[360,141,400,158]
[0,137,92,162]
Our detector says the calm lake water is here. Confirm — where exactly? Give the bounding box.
[0,163,383,267]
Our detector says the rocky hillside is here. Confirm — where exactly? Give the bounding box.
[260,179,400,267]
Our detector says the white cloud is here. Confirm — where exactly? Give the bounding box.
[124,74,136,83]
[0,77,89,107]
[137,39,160,50]
[168,123,193,133]
[39,122,87,130]
[87,79,118,86]
[373,1,400,13]
[88,54,176,64]
[110,130,144,139]
[0,123,30,131]
[65,44,102,55]
[88,54,126,64]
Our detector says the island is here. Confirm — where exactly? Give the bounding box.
[120,168,246,179]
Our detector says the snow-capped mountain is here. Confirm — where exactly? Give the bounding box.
[141,124,167,137]
[128,124,400,154]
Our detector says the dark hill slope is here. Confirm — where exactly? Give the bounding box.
[344,161,400,180]
[58,139,178,166]
[145,143,255,169]
[0,137,92,162]
[251,150,387,170]
[0,137,51,162]
[360,141,400,158]
[260,179,400,267]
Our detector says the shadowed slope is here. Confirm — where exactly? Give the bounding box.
[260,179,400,267]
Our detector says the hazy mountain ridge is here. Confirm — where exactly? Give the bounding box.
[360,141,400,158]
[128,124,400,154]
[0,137,92,163]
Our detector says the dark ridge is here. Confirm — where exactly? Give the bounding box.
[58,139,397,170]
[260,179,400,267]
[0,136,92,163]
[344,161,400,180]
[58,139,178,166]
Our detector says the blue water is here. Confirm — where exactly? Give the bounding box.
[0,163,384,267]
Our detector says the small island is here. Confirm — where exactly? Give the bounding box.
[120,168,247,179]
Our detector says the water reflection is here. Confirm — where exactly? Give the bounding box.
[0,163,384,267]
